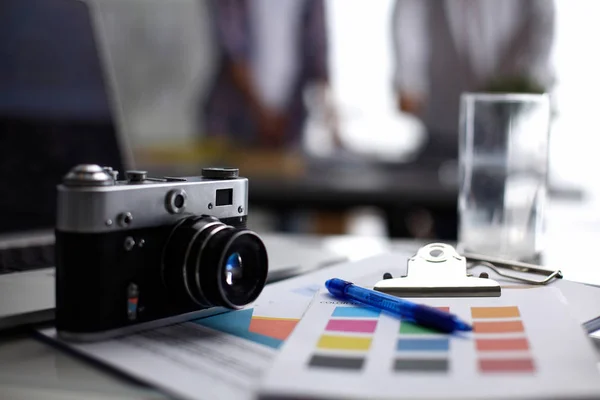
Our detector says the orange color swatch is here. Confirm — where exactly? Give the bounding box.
[249,317,299,341]
[473,320,525,334]
[476,338,529,351]
[471,306,520,319]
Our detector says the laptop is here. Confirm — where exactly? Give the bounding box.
[0,0,132,330]
[0,0,344,330]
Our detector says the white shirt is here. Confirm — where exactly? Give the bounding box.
[393,0,555,133]
[249,0,306,110]
[444,0,521,82]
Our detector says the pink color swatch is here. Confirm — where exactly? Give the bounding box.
[325,319,378,333]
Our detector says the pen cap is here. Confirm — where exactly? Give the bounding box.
[325,278,352,297]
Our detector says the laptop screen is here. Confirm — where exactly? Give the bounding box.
[0,0,126,234]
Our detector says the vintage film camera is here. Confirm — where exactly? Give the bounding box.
[55,165,268,341]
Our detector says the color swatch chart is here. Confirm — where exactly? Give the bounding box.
[261,289,600,399]
[309,305,381,370]
[307,304,537,375]
[471,306,535,374]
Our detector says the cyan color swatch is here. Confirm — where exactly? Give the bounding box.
[331,306,381,318]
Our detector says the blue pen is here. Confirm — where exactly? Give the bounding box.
[325,278,472,333]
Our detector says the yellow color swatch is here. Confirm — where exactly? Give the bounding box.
[471,306,520,319]
[317,335,372,351]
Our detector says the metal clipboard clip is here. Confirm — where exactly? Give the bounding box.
[462,251,563,285]
[374,243,563,298]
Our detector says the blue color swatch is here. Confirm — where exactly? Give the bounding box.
[193,308,282,349]
[331,306,381,318]
[397,338,449,352]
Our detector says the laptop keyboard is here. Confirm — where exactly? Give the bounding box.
[0,244,54,274]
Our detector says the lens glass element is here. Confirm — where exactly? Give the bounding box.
[225,252,243,286]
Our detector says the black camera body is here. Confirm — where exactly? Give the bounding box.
[55,165,268,341]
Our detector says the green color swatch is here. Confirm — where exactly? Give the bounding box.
[399,322,439,335]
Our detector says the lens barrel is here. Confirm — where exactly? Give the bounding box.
[162,216,268,309]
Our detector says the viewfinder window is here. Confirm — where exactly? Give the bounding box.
[216,188,233,206]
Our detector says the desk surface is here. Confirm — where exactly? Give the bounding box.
[2,207,600,399]
[0,333,162,400]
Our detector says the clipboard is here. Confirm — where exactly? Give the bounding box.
[373,243,563,298]
[259,245,600,400]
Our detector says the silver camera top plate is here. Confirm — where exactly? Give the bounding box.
[56,165,249,233]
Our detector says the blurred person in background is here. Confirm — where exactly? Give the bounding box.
[387,0,555,241]
[203,0,337,149]
[392,0,556,156]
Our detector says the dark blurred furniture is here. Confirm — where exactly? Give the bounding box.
[136,133,461,240]
[138,125,583,241]
[245,130,582,240]
[248,133,460,240]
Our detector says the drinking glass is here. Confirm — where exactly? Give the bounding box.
[458,93,551,261]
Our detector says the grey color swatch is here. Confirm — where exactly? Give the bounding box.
[393,358,449,372]
[309,355,365,370]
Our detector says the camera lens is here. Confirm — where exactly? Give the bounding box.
[162,216,268,309]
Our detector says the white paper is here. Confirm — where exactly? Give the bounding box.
[260,288,600,400]
[40,252,413,400]
[45,323,273,400]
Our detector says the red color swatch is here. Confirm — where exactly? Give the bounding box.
[476,338,529,351]
[479,358,535,373]
[474,320,525,334]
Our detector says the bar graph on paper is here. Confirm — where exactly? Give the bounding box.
[261,289,600,399]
